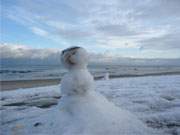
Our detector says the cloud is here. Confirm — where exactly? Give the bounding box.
[1,43,180,66]
[2,0,180,58]
[134,0,180,21]
[96,24,137,37]
[0,43,110,61]
[30,27,48,37]
[0,43,60,59]
[57,28,93,39]
[140,32,180,50]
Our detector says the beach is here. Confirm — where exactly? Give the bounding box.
[0,79,60,91]
[1,71,180,91]
[2,0,180,134]
[1,74,180,135]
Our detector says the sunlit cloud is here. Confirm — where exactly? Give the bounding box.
[30,27,49,37]
[0,43,60,59]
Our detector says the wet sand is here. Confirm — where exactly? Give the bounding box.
[0,79,61,91]
[1,71,180,91]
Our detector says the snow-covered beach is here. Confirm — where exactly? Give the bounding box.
[1,75,180,135]
[2,0,180,134]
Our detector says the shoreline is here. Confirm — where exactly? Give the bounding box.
[1,71,180,91]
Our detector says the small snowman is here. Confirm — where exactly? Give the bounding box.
[57,46,155,135]
[60,46,94,96]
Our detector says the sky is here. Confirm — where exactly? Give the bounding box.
[1,0,180,59]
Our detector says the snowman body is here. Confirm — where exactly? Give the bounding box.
[61,69,94,96]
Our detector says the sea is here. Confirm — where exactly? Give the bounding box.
[0,64,110,81]
[1,64,180,81]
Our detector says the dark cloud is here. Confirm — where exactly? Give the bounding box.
[136,0,180,17]
[1,43,180,66]
[96,24,137,37]
[140,32,180,50]
[57,28,93,39]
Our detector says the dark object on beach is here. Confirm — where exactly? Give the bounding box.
[34,122,42,127]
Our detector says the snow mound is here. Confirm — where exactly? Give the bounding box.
[1,75,180,135]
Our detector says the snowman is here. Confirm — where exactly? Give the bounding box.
[57,46,155,135]
[60,46,94,96]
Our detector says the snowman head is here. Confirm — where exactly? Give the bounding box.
[61,46,89,69]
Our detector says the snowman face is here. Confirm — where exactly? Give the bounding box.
[61,47,89,69]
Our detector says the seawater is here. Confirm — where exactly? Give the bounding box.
[0,64,111,81]
[1,64,179,81]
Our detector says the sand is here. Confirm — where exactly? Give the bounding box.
[0,79,60,91]
[1,71,180,91]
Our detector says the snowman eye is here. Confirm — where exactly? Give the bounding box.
[72,52,76,55]
[62,51,65,54]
